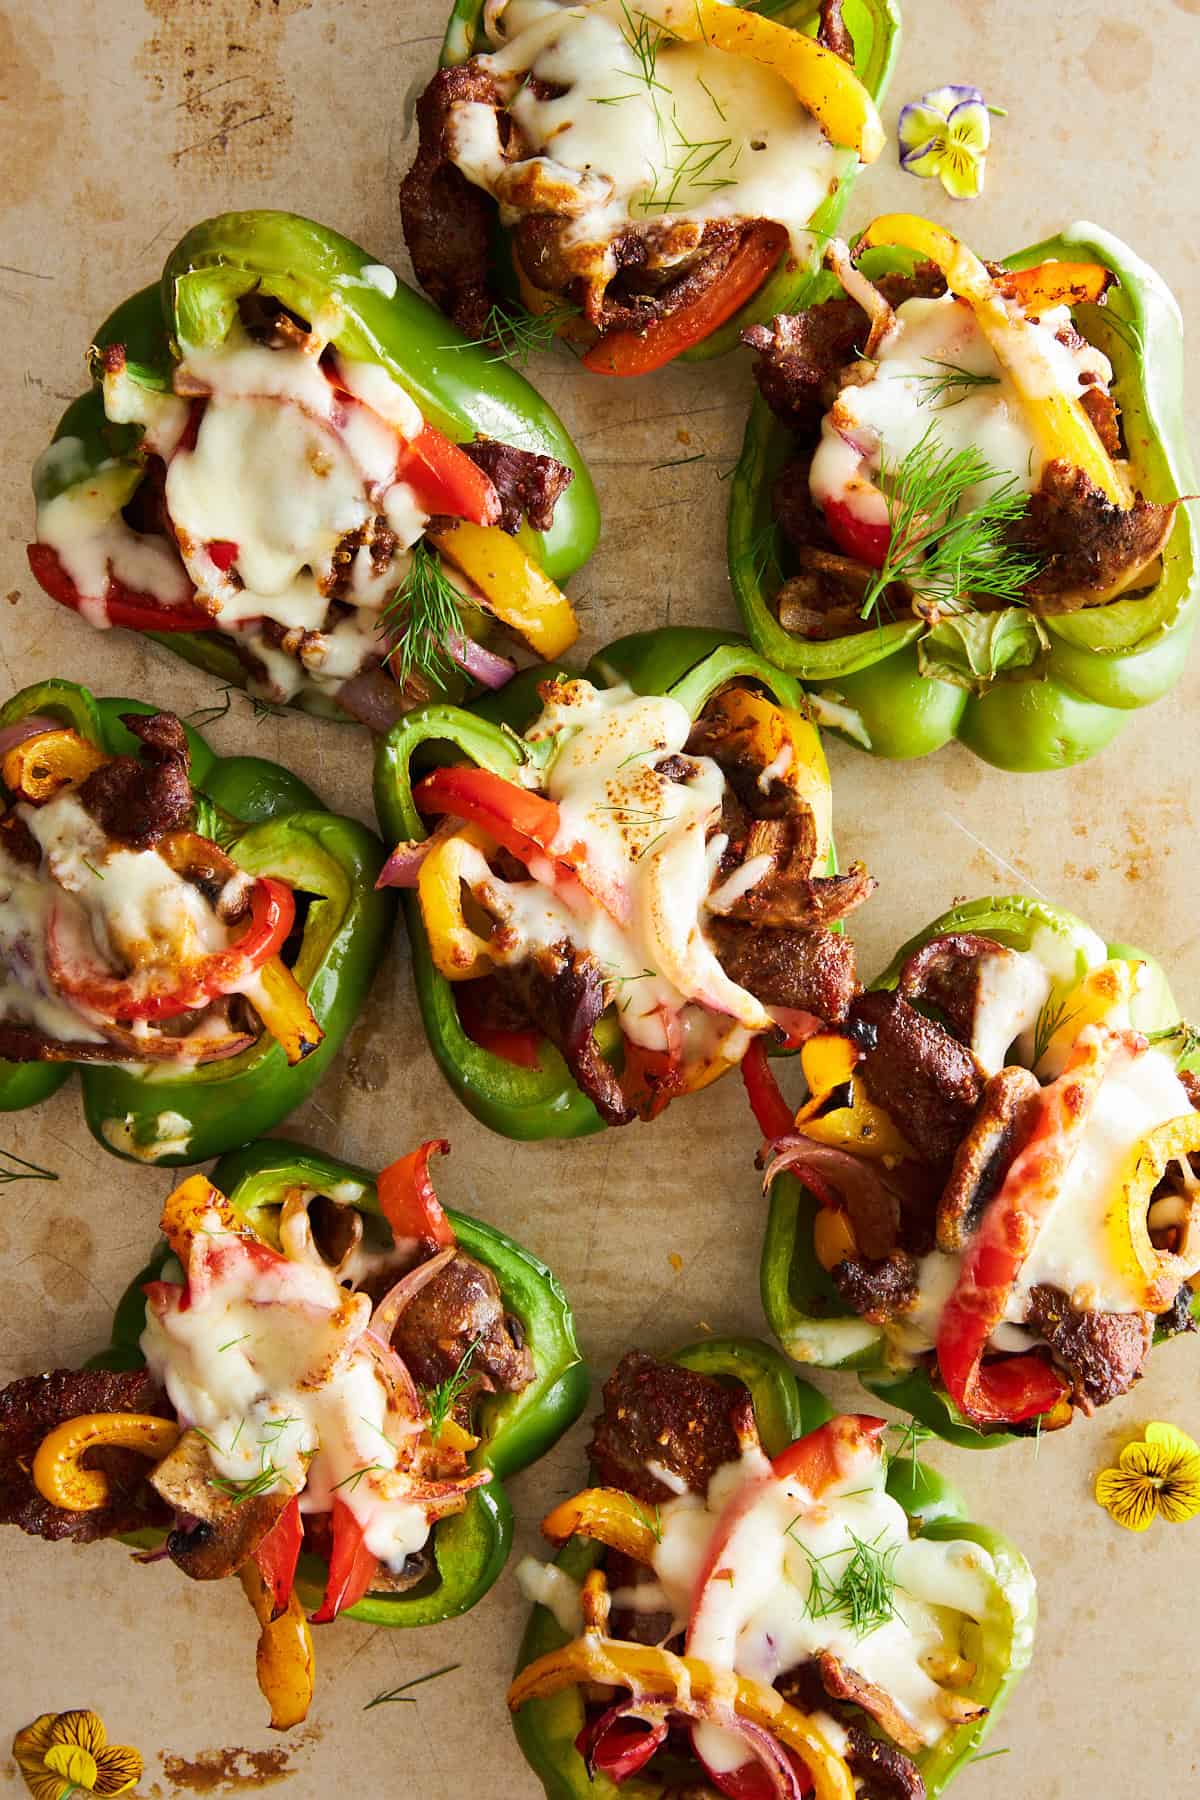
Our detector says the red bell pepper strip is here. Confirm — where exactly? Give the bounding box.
[936,1026,1134,1425]
[455,977,543,1069]
[46,875,295,1024]
[819,496,890,570]
[620,1007,684,1121]
[412,765,629,924]
[26,542,214,634]
[582,224,790,376]
[253,1494,304,1617]
[377,1139,456,1250]
[395,425,501,527]
[740,1038,795,1142]
[310,1497,380,1623]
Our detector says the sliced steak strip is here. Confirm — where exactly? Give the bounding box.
[1017,460,1176,612]
[845,1725,926,1800]
[588,1351,742,1504]
[0,1367,171,1543]
[817,0,856,63]
[399,66,501,338]
[936,1065,1042,1252]
[896,932,1010,1044]
[709,920,859,1024]
[390,1250,534,1394]
[849,991,983,1166]
[77,711,192,847]
[817,1652,927,1755]
[832,1250,920,1324]
[460,438,574,535]
[493,946,634,1126]
[1024,1285,1153,1410]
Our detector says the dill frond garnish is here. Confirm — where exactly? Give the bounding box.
[423,1334,483,1441]
[383,540,464,690]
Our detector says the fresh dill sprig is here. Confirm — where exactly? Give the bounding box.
[913,359,1001,410]
[364,1663,462,1711]
[790,1525,901,1638]
[331,1462,389,1494]
[887,1417,933,1491]
[733,520,783,591]
[0,1149,58,1187]
[650,451,706,471]
[1031,993,1079,1067]
[630,1499,664,1544]
[457,300,579,366]
[969,1747,1011,1764]
[383,540,463,690]
[424,1334,483,1440]
[1147,1021,1200,1063]
[82,857,105,881]
[858,426,1042,623]
[218,1333,251,1353]
[187,684,285,728]
[208,1461,285,1505]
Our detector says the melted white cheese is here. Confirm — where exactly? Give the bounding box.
[140,1208,438,1569]
[34,336,431,702]
[463,681,770,1055]
[515,1554,584,1635]
[650,1445,994,1770]
[454,0,843,273]
[810,295,1114,525]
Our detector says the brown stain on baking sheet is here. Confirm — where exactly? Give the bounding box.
[157,1746,295,1792]
[135,0,311,174]
[0,7,66,208]
[31,1212,95,1307]
[1082,21,1153,93]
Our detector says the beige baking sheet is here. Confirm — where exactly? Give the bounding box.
[1,0,1198,1793]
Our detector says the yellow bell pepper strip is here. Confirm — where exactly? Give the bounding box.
[662,0,885,162]
[32,1414,180,1512]
[417,825,499,981]
[1001,261,1115,313]
[701,686,832,864]
[508,1636,856,1800]
[540,1488,661,1566]
[426,523,580,660]
[1106,1112,1200,1313]
[2,729,107,802]
[245,957,323,1067]
[857,214,1130,507]
[238,1561,316,1731]
[795,1032,914,1160]
[159,1171,260,1265]
[1034,959,1138,1076]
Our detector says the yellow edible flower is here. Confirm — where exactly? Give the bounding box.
[13,1710,142,1800]
[1094,1422,1200,1533]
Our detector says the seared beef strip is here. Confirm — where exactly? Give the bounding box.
[1024,1285,1153,1409]
[1156,1283,1197,1339]
[78,711,191,848]
[709,919,860,1023]
[817,1652,928,1755]
[399,65,501,337]
[493,945,634,1126]
[0,1368,171,1543]
[716,861,876,931]
[936,1066,1041,1252]
[896,932,1011,1044]
[849,991,983,1165]
[832,1250,920,1324]
[152,1428,292,1581]
[777,1664,925,1800]
[1014,459,1176,611]
[588,1351,742,1505]
[817,0,856,62]
[460,438,575,535]
[390,1251,535,1393]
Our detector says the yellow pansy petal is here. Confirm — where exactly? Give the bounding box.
[48,1711,107,1756]
[1117,1439,1160,1478]
[1157,1471,1200,1525]
[22,1770,70,1800]
[12,1716,60,1775]
[1095,1468,1159,1531]
[93,1745,144,1796]
[1145,1421,1200,1467]
[44,1744,99,1790]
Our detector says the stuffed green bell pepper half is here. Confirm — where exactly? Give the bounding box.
[730,213,1197,769]
[27,210,599,728]
[509,1337,1034,1798]
[1,1138,586,1728]
[0,678,391,1162]
[373,625,873,1139]
[402,0,899,374]
[745,894,1200,1446]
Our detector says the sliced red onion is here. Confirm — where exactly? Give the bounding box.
[336,667,410,734]
[761,1137,907,1261]
[369,1246,456,1343]
[447,631,516,691]
[375,817,462,890]
[766,1007,825,1045]
[0,715,59,757]
[363,1328,426,1437]
[577,1703,669,1782]
[693,1706,809,1800]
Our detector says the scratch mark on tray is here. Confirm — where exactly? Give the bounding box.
[939,811,1049,900]
[172,111,272,163]
[0,264,52,280]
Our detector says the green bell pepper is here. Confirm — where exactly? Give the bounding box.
[28,209,599,721]
[92,1136,587,1626]
[373,626,821,1139]
[0,678,393,1163]
[729,224,1198,768]
[762,893,1200,1446]
[438,0,901,364]
[512,1336,1035,1799]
